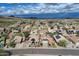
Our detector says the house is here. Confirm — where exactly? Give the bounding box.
[23,25,31,31]
[53,35,67,43]
[42,39,48,47]
[64,34,79,44]
[8,32,14,39]
[14,36,23,43]
[30,30,38,35]
[12,30,19,33]
[66,30,74,34]
[0,28,4,31]
[15,43,24,48]
[76,42,79,48]
[29,34,39,43]
[46,35,57,47]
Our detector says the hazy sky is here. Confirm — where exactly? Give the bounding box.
[0,3,79,15]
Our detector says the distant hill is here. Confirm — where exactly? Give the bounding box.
[0,16,21,20]
[0,12,79,19]
[13,12,79,19]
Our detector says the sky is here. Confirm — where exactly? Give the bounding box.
[0,3,79,15]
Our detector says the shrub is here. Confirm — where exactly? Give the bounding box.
[58,40,67,47]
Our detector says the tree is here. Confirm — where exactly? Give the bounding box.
[23,32,30,38]
[76,31,79,36]
[58,40,67,47]
[31,38,35,43]
[0,49,5,53]
[8,40,16,48]
[0,49,5,55]
[51,43,57,48]
[0,49,11,56]
[0,32,8,47]
[47,32,58,37]
[0,43,4,48]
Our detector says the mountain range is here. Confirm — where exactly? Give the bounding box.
[13,12,79,19]
[1,12,79,19]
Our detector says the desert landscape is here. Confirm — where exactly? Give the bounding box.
[0,17,79,49]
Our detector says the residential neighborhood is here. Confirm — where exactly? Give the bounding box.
[0,18,79,48]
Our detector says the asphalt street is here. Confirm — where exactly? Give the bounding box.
[4,48,79,56]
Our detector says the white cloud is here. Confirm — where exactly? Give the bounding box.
[0,3,79,15]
